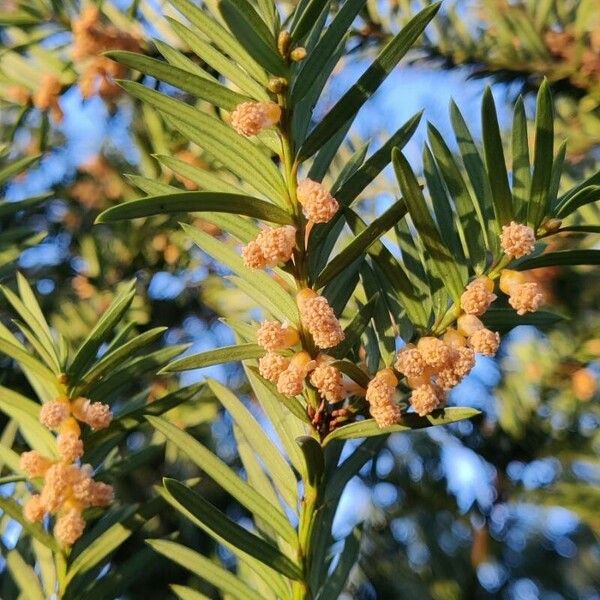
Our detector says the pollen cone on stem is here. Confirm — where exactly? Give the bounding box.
[276,351,316,396]
[297,289,344,349]
[460,277,496,316]
[499,270,545,315]
[508,282,545,315]
[366,369,401,428]
[258,352,290,382]
[242,226,297,269]
[310,359,344,403]
[500,221,536,258]
[296,179,339,224]
[394,344,427,378]
[468,328,501,357]
[410,383,444,416]
[256,320,300,351]
[230,101,282,136]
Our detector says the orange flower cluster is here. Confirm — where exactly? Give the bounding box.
[256,318,346,402]
[20,394,113,545]
[70,156,125,210]
[256,320,300,351]
[32,74,64,122]
[72,6,141,100]
[256,320,302,394]
[393,333,476,417]
[21,455,113,546]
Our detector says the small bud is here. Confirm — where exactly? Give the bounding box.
[499,269,528,295]
[394,345,426,378]
[277,31,291,57]
[259,352,290,382]
[310,363,344,403]
[541,218,562,234]
[443,328,467,348]
[230,101,281,136]
[276,351,315,396]
[290,47,307,61]
[54,509,85,546]
[39,400,70,430]
[267,77,288,93]
[457,314,484,337]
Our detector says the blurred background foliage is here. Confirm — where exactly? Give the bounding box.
[0,0,598,598]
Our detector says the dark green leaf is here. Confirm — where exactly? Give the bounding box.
[298,3,440,159]
[292,0,366,102]
[163,479,303,580]
[516,249,600,269]
[449,100,497,251]
[427,123,486,270]
[511,96,531,221]
[422,145,464,263]
[330,359,370,388]
[548,140,567,210]
[296,435,324,487]
[0,193,50,219]
[336,111,423,208]
[291,0,330,41]
[392,149,464,301]
[555,185,600,219]
[67,282,136,381]
[73,327,167,395]
[323,407,481,445]
[219,0,288,76]
[482,87,513,226]
[482,308,564,331]
[316,200,407,288]
[527,80,554,228]
[163,343,265,372]
[96,192,293,224]
[329,294,378,359]
[105,51,250,110]
[317,528,361,600]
